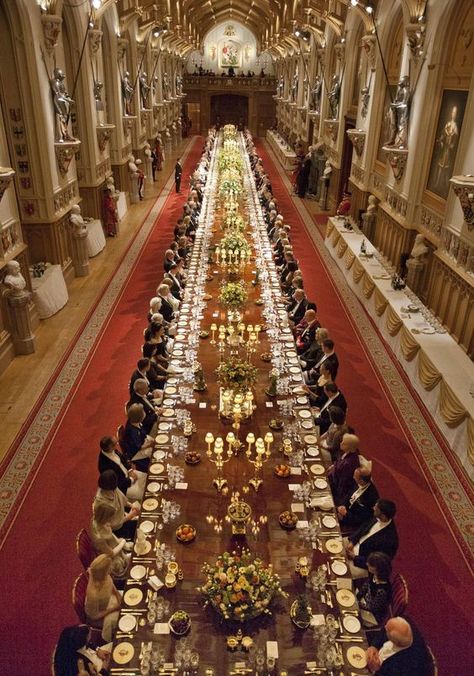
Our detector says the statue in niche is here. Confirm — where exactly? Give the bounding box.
[69,204,91,236]
[162,72,170,100]
[310,75,322,112]
[175,73,182,96]
[409,234,429,261]
[291,71,298,102]
[385,75,410,147]
[50,68,75,141]
[362,195,378,237]
[121,71,134,116]
[319,161,333,210]
[277,75,284,98]
[139,72,151,109]
[308,142,326,198]
[94,81,104,112]
[360,85,370,119]
[3,260,27,296]
[328,75,341,120]
[302,76,309,106]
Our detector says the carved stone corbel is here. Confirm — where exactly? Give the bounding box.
[96,124,115,152]
[54,140,81,177]
[0,167,15,203]
[89,29,103,56]
[450,175,474,229]
[40,14,62,54]
[361,34,377,71]
[316,48,326,69]
[117,37,129,62]
[324,119,339,143]
[122,115,136,139]
[384,147,408,182]
[406,20,426,59]
[334,42,345,65]
[347,129,366,157]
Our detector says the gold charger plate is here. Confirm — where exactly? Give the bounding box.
[298,409,312,419]
[123,588,143,606]
[161,408,175,418]
[143,497,159,511]
[325,539,343,554]
[322,515,337,528]
[134,540,152,555]
[336,588,356,608]
[165,386,177,395]
[150,462,165,475]
[304,434,318,445]
[309,463,325,476]
[347,646,367,669]
[155,434,170,445]
[113,642,134,665]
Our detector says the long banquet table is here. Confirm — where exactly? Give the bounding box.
[325,216,474,479]
[108,135,369,675]
[266,131,297,173]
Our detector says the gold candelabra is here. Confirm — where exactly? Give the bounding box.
[205,434,232,491]
[246,433,273,491]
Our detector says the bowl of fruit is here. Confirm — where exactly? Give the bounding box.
[279,510,298,530]
[269,418,284,431]
[168,610,191,635]
[274,463,291,478]
[185,451,201,465]
[176,524,196,543]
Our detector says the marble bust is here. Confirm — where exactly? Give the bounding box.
[410,234,428,260]
[69,204,91,236]
[4,260,27,295]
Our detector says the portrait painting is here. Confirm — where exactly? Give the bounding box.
[219,39,242,68]
[426,89,468,200]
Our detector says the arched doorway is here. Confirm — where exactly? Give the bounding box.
[210,94,248,128]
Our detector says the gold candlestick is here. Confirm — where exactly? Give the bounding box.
[210,323,217,345]
[247,436,272,491]
[206,435,232,491]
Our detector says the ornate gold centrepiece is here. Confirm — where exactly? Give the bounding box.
[246,433,273,491]
[205,433,232,491]
[226,491,252,534]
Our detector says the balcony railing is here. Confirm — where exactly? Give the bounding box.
[183,75,277,92]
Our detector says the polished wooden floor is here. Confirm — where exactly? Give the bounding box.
[0,140,190,462]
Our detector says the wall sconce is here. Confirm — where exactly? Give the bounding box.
[450,175,474,230]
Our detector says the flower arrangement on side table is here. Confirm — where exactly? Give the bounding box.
[216,357,258,393]
[198,549,287,621]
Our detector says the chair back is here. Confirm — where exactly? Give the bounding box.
[76,529,97,570]
[426,645,438,676]
[390,572,408,616]
[72,571,89,624]
[117,423,126,452]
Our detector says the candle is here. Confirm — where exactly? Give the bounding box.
[264,432,273,456]
[205,432,214,456]
[246,432,255,455]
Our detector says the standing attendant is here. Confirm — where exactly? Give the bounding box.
[175,158,182,193]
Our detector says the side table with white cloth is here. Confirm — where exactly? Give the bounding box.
[31,264,69,319]
[266,130,297,171]
[325,216,474,478]
[86,218,106,257]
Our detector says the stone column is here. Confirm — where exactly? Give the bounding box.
[406,258,426,295]
[7,290,35,355]
[70,228,90,277]
[129,172,140,203]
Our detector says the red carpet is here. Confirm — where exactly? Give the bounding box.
[0,138,203,676]
[256,140,474,674]
[0,136,472,675]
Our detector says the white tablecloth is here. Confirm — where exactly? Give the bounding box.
[117,192,127,220]
[266,130,297,171]
[31,264,69,319]
[86,218,106,257]
[325,216,474,477]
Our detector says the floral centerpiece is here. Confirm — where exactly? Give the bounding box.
[216,358,258,393]
[219,177,243,198]
[219,232,251,257]
[219,281,247,309]
[198,549,287,621]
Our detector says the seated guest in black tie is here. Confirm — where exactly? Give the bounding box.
[299,327,328,370]
[295,309,320,353]
[129,358,153,397]
[366,616,429,674]
[304,338,339,383]
[312,382,347,433]
[127,379,158,435]
[328,432,360,506]
[357,552,392,628]
[306,362,337,404]
[165,262,184,300]
[156,284,175,322]
[345,499,399,578]
[53,624,112,676]
[281,260,299,289]
[319,405,350,462]
[337,467,379,531]
[163,249,176,273]
[120,403,154,472]
[287,288,308,327]
[98,435,146,502]
[142,343,168,389]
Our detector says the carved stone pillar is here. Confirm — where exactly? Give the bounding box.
[406,258,426,295]
[129,172,139,204]
[70,228,90,277]
[361,212,377,242]
[6,290,35,355]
